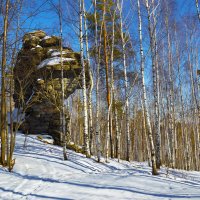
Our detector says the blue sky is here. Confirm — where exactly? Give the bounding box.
[16,0,199,53]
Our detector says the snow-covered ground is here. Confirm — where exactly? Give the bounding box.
[0,133,200,200]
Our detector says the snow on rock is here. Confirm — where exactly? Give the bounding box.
[47,49,67,56]
[47,49,55,53]
[51,51,67,57]
[31,45,42,51]
[37,78,44,84]
[37,57,75,69]
[42,35,51,40]
[0,132,200,200]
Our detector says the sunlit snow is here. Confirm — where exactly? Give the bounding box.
[51,51,67,57]
[0,133,200,200]
[37,57,75,69]
[43,35,51,40]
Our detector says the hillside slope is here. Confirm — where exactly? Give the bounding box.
[0,133,200,200]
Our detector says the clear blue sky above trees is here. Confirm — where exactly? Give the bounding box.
[18,0,198,52]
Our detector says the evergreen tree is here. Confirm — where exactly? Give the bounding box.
[87,0,134,78]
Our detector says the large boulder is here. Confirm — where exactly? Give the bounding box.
[14,30,89,145]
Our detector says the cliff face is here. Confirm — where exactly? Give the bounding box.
[14,30,88,144]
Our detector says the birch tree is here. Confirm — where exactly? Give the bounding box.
[165,11,175,168]
[94,0,101,162]
[109,4,121,162]
[80,0,90,158]
[117,0,131,162]
[151,0,161,169]
[57,0,68,160]
[82,0,94,155]
[137,0,158,175]
[144,0,161,169]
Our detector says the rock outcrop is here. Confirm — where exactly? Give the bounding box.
[14,30,88,144]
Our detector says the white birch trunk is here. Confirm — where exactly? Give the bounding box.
[80,0,90,158]
[141,98,151,166]
[138,0,158,175]
[144,0,161,169]
[117,0,131,162]
[94,0,101,162]
[165,15,175,168]
[114,104,121,162]
[151,0,161,168]
[82,1,94,155]
[109,7,121,161]
[58,0,67,160]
